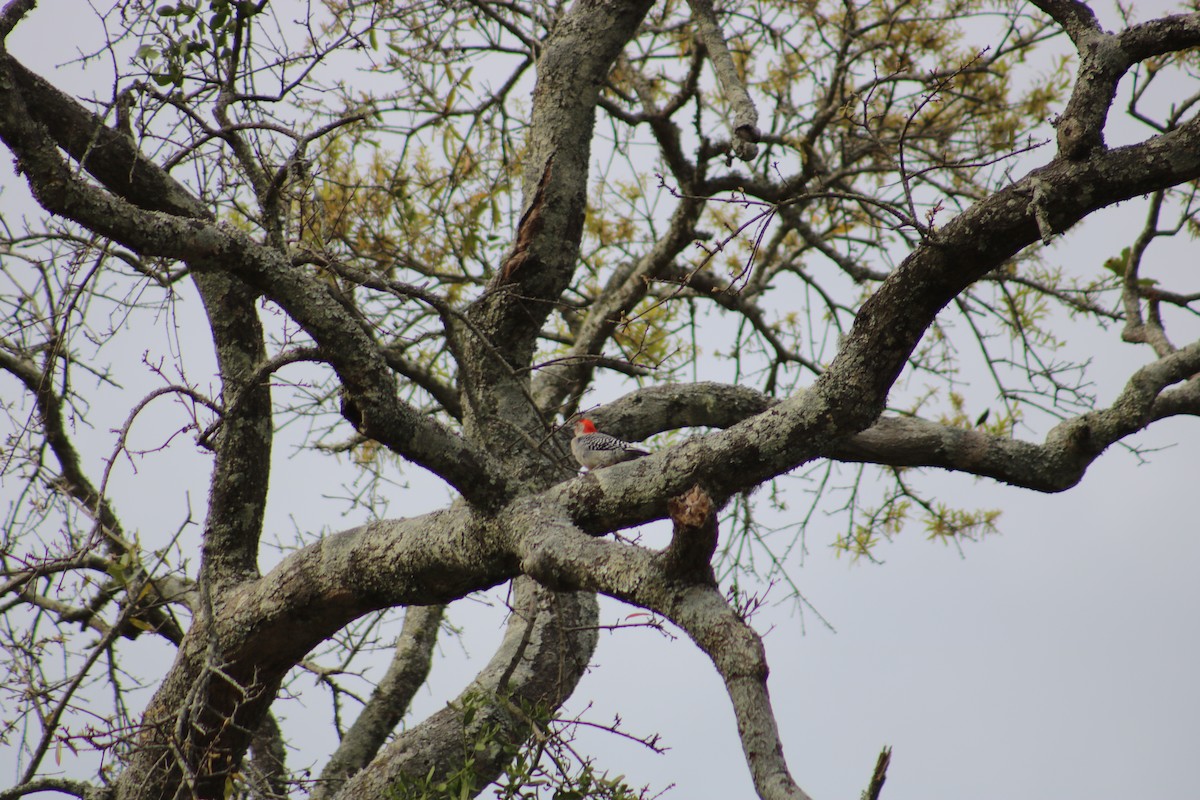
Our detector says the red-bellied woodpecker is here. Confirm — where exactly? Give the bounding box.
[570,417,650,471]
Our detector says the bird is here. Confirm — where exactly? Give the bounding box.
[570,417,650,471]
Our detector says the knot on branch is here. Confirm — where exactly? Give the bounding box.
[1054,114,1100,161]
[1029,177,1057,245]
[656,484,718,583]
[730,123,760,161]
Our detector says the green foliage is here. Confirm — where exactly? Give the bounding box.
[139,1,260,88]
[923,504,1001,544]
[831,491,1000,560]
[833,496,910,561]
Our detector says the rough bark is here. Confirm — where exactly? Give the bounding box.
[2,3,1200,800]
[314,606,446,797]
[331,581,598,800]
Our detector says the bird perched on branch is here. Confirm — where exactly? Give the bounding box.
[570,417,650,471]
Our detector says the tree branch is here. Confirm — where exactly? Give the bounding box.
[0,349,187,642]
[0,777,104,800]
[1029,2,1184,159]
[515,518,812,800]
[1029,0,1101,46]
[0,53,505,505]
[195,271,272,588]
[315,605,446,797]
[116,508,516,800]
[331,581,597,799]
[555,332,1200,529]
[457,0,656,482]
[658,485,718,584]
[0,0,35,41]
[1118,11,1200,61]
[686,0,760,160]
[467,0,655,367]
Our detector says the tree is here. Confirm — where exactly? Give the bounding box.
[1,0,1198,798]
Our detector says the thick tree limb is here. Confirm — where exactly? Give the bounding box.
[591,381,776,436]
[601,357,1200,497]
[516,517,812,800]
[1,54,211,218]
[315,605,446,798]
[1033,4,1200,158]
[0,0,35,39]
[115,509,514,800]
[195,270,273,588]
[1120,12,1200,60]
[556,337,1200,529]
[1029,0,1101,46]
[458,0,656,484]
[0,777,105,800]
[331,581,597,800]
[466,0,655,366]
[670,585,810,800]
[658,485,719,582]
[246,713,288,800]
